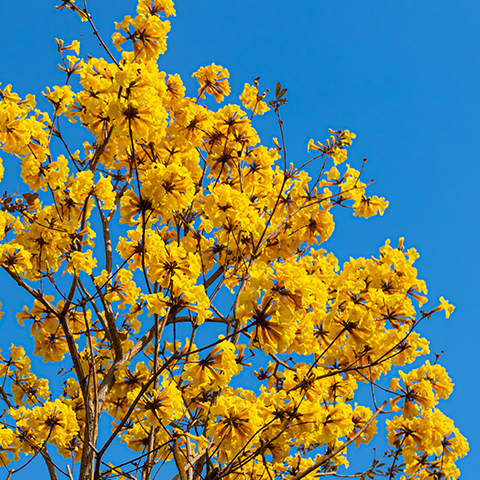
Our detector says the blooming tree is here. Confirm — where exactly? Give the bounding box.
[0,1,468,480]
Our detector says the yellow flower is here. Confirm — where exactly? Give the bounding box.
[10,399,79,448]
[349,405,378,447]
[206,388,261,462]
[131,377,183,427]
[192,63,231,103]
[145,292,168,316]
[137,0,176,17]
[353,195,389,218]
[12,373,50,406]
[0,426,16,465]
[69,170,93,204]
[165,73,186,105]
[95,173,116,210]
[340,129,356,146]
[44,154,70,189]
[185,339,241,390]
[439,296,455,318]
[66,250,97,275]
[57,39,80,55]
[113,13,171,60]
[240,83,269,115]
[42,85,75,115]
[330,146,348,165]
[325,165,340,181]
[0,426,15,449]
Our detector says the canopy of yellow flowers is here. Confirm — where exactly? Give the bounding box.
[0,0,467,479]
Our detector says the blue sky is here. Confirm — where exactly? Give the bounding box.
[0,0,478,478]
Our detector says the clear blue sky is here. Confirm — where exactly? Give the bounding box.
[0,0,478,478]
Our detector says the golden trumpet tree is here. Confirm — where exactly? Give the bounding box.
[0,1,468,480]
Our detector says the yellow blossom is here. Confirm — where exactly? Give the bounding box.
[192,63,231,103]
